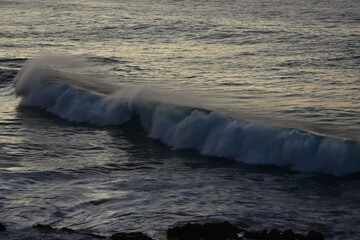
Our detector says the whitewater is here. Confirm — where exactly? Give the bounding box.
[1,0,360,239]
[14,55,360,176]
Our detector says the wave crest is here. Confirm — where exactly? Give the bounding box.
[14,55,360,176]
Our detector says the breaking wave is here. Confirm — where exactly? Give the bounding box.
[14,55,360,176]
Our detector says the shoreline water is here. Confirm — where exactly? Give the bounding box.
[0,220,325,240]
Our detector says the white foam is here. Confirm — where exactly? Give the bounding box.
[14,56,360,176]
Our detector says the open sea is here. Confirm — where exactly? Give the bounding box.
[1,0,360,239]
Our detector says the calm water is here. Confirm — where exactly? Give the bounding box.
[1,0,360,239]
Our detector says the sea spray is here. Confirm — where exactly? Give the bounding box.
[14,55,360,176]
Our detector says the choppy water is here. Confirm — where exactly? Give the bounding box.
[1,0,360,239]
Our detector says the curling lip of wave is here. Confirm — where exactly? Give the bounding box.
[14,57,360,176]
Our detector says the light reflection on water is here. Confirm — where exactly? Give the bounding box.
[0,0,359,239]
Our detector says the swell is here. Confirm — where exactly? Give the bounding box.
[14,56,360,176]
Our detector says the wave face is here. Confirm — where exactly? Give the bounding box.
[14,56,360,176]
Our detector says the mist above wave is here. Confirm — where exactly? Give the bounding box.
[14,55,360,176]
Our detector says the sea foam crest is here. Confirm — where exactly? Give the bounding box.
[14,56,360,176]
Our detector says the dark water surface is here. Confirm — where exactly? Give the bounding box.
[1,0,360,239]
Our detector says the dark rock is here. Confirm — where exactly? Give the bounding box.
[60,227,77,233]
[242,229,310,240]
[167,221,243,240]
[33,224,106,239]
[243,230,268,239]
[33,224,54,233]
[0,222,6,231]
[59,227,106,239]
[167,223,202,240]
[111,232,153,240]
[83,232,107,239]
[281,230,296,240]
[306,230,324,240]
[295,234,306,240]
[266,229,281,240]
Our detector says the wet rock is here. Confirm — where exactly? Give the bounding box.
[242,229,313,240]
[60,227,77,233]
[243,230,268,239]
[33,224,54,233]
[33,224,106,239]
[110,232,154,240]
[167,221,243,240]
[58,227,106,239]
[295,234,306,240]
[281,230,296,240]
[0,222,6,231]
[29,221,325,240]
[267,229,281,239]
[306,230,324,240]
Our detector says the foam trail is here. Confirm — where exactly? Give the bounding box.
[14,55,360,176]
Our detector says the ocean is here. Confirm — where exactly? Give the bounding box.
[0,0,359,239]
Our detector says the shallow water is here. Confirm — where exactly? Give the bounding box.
[1,0,360,239]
